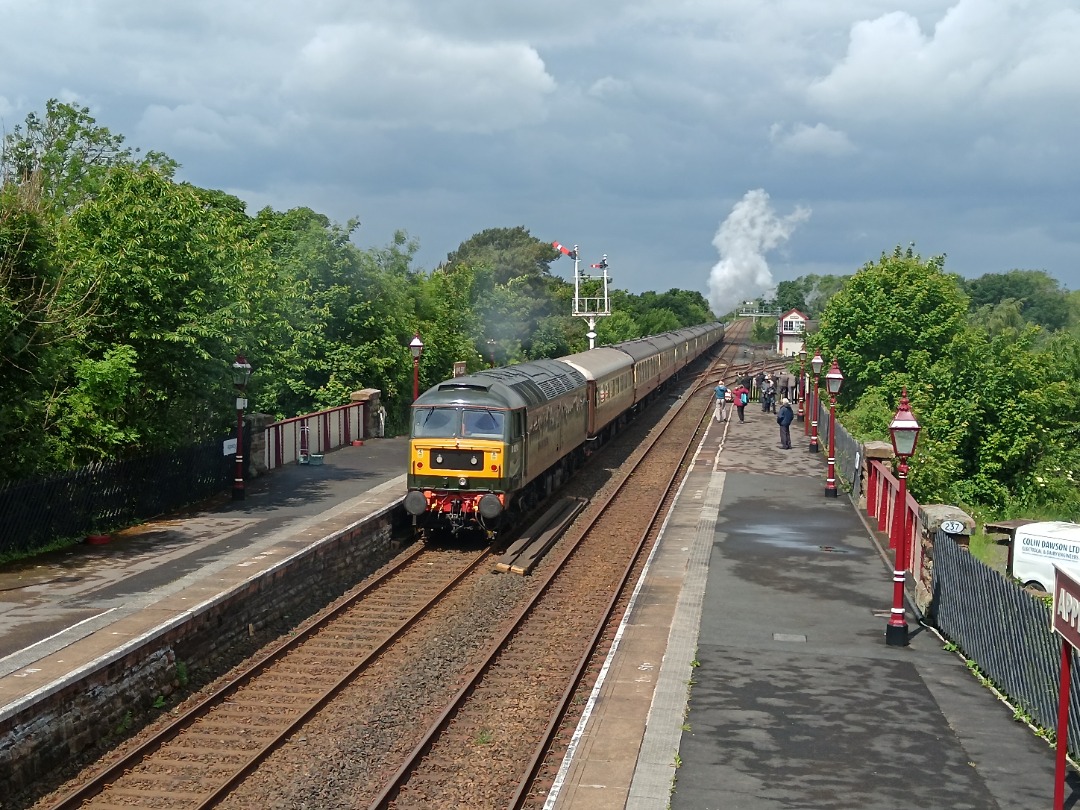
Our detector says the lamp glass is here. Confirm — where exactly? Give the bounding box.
[409,333,424,360]
[890,427,918,458]
[889,409,921,457]
[811,353,824,375]
[824,362,844,395]
[232,355,252,388]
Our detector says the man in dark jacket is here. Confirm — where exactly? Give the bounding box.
[777,397,795,449]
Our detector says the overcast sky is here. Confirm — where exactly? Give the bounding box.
[2,1,1077,315]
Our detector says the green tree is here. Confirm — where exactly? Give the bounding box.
[2,99,176,215]
[774,280,808,314]
[447,227,570,361]
[0,180,91,477]
[813,246,968,404]
[963,270,1070,333]
[595,310,642,345]
[638,307,682,336]
[443,226,557,287]
[751,317,776,343]
[912,326,1074,511]
[798,273,849,318]
[53,165,253,457]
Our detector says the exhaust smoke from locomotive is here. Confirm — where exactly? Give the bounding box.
[708,188,811,316]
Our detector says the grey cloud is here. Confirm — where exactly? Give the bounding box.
[1,0,1077,297]
[281,22,556,133]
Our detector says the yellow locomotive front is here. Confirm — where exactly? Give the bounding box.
[404,405,521,536]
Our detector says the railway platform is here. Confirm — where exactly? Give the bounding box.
[0,438,409,713]
[547,402,1077,809]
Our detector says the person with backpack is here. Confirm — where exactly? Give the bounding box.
[732,384,750,422]
[714,381,731,422]
[777,397,795,449]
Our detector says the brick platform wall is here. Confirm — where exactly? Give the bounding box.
[1,505,406,797]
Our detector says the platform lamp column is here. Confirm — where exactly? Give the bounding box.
[886,388,921,646]
[487,338,497,368]
[808,351,823,451]
[797,349,807,423]
[232,354,252,501]
[823,359,844,497]
[410,332,424,402]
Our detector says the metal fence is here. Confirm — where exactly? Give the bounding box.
[932,531,1079,755]
[0,433,233,556]
[264,401,367,470]
[813,396,862,495]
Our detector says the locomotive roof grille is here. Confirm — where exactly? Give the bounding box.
[536,373,582,397]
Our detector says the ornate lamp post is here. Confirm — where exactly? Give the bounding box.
[797,349,807,422]
[487,338,497,368]
[809,351,824,451]
[232,354,252,501]
[409,332,424,402]
[886,388,921,646]
[823,359,844,497]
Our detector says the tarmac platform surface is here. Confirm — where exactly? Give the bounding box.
[547,401,1075,809]
[1,400,1075,808]
[0,437,409,706]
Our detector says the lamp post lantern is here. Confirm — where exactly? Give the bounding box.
[823,359,844,497]
[409,332,424,402]
[809,352,824,451]
[231,354,252,501]
[886,388,921,646]
[487,338,497,368]
[797,349,807,422]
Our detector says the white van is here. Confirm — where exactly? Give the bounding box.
[1010,521,1080,592]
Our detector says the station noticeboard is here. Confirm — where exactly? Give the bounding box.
[1051,565,1080,808]
[1053,565,1080,649]
[453,361,467,377]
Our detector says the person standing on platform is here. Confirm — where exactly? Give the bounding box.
[714,381,731,422]
[777,397,794,449]
[732,383,750,422]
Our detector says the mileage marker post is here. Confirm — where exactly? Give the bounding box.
[1051,565,1080,809]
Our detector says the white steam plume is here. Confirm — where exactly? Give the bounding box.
[708,189,811,316]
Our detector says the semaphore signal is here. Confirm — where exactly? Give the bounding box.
[552,241,611,350]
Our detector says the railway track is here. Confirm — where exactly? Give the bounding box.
[46,545,491,809]
[368,342,744,808]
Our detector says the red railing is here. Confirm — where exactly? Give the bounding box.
[262,401,365,470]
[866,458,922,577]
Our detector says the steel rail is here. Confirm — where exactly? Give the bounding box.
[48,542,490,810]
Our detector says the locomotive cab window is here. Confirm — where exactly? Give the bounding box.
[463,409,505,439]
[413,407,456,437]
[413,406,505,439]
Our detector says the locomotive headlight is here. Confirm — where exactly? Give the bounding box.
[458,477,468,487]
